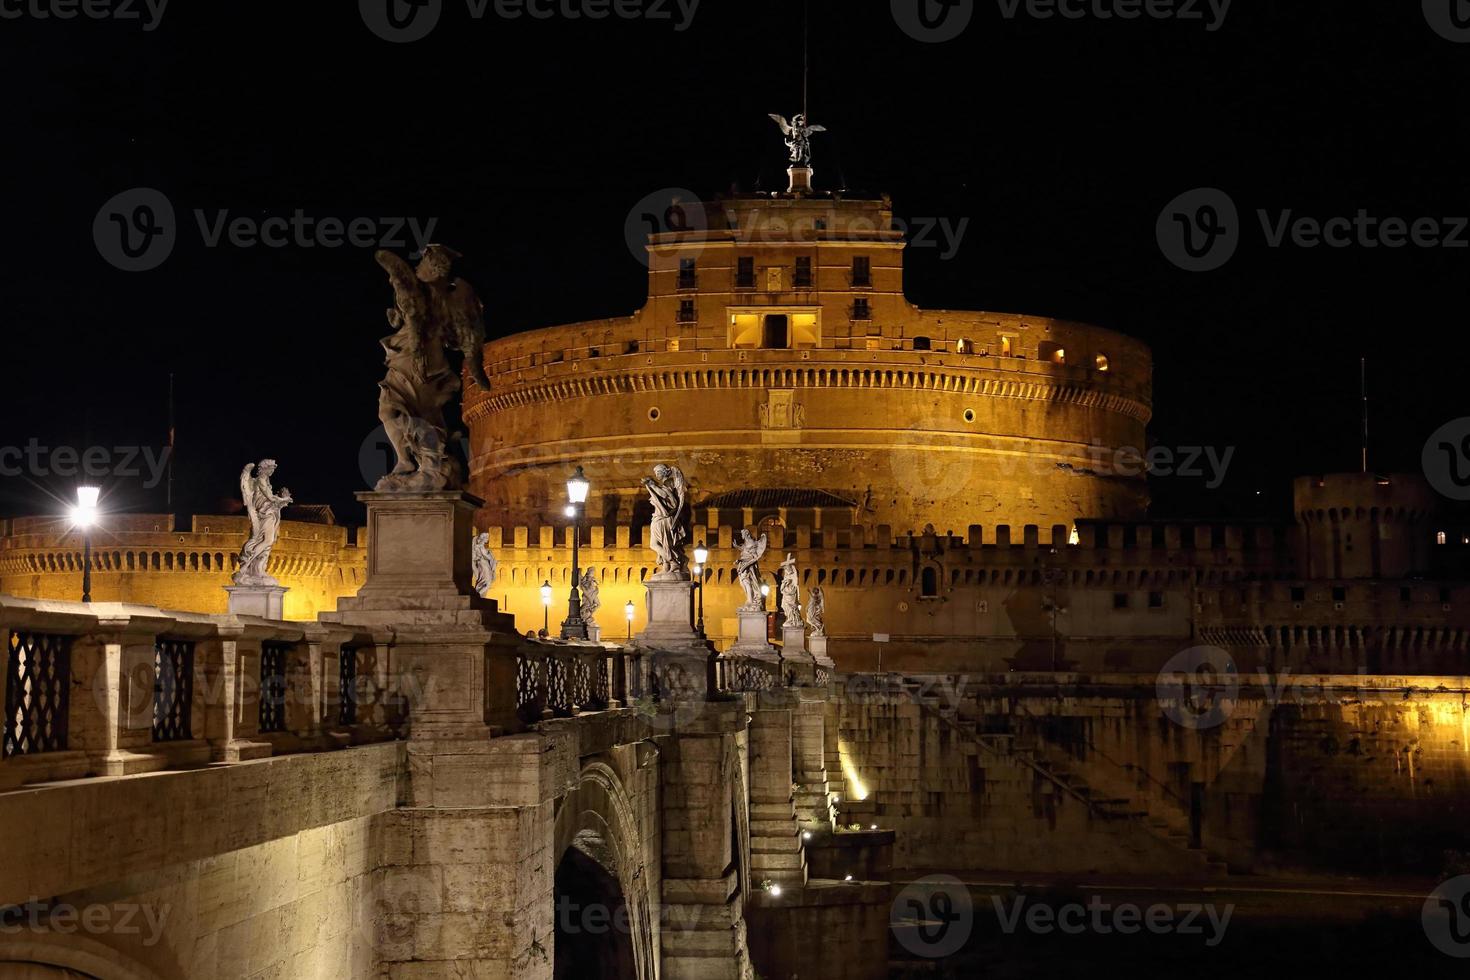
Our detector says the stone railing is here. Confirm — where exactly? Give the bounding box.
[716,653,786,693]
[0,594,395,791]
[514,637,646,723]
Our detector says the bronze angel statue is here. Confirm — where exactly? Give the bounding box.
[768,112,827,167]
[374,246,491,492]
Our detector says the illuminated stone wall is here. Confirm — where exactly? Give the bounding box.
[467,193,1152,533]
[0,514,366,621]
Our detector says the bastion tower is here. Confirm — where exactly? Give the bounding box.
[466,187,1153,532]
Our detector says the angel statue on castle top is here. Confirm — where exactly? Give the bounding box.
[768,112,827,167]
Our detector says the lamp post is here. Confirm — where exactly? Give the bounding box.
[625,599,635,640]
[540,580,552,636]
[72,486,100,603]
[561,466,591,640]
[693,542,709,636]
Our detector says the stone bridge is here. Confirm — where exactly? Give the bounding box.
[1,493,1466,978]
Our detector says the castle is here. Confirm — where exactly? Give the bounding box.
[3,189,1466,677]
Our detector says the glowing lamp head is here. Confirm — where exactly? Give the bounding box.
[625,600,636,622]
[540,581,553,606]
[564,505,576,518]
[760,583,770,598]
[566,465,590,505]
[694,543,709,565]
[72,486,101,528]
[768,883,782,898]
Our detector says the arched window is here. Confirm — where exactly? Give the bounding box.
[1039,342,1066,365]
[1095,353,1110,372]
[912,336,931,351]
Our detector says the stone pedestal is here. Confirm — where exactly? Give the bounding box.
[225,585,287,620]
[637,574,699,648]
[321,490,520,738]
[809,634,835,669]
[587,623,602,644]
[728,608,779,661]
[788,165,814,194]
[781,625,816,684]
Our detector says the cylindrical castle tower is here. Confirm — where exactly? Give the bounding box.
[466,192,1153,531]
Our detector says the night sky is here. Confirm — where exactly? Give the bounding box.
[2,1,1465,525]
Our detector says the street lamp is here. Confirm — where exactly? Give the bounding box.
[693,542,709,636]
[540,580,552,636]
[561,466,591,640]
[71,486,100,603]
[625,599,635,640]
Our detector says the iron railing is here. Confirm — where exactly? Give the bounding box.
[2,630,72,757]
[153,639,195,742]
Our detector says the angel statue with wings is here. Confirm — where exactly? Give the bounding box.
[805,585,826,637]
[373,245,491,492]
[234,460,292,587]
[644,463,689,578]
[735,529,769,611]
[768,112,827,167]
[471,531,498,597]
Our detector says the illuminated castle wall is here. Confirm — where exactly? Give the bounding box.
[466,193,1153,533]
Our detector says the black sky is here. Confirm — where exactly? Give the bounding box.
[2,0,1466,525]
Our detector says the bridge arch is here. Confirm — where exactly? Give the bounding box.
[0,934,162,980]
[551,759,655,980]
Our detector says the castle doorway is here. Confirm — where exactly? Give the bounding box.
[762,314,789,349]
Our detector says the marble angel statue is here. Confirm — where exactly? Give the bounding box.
[234,460,292,586]
[735,529,769,611]
[643,463,689,577]
[471,531,498,597]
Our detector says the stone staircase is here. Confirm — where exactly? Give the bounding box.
[749,797,810,887]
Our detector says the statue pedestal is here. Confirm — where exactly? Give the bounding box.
[809,635,835,669]
[322,490,520,737]
[788,165,814,194]
[782,625,815,683]
[636,574,699,648]
[225,585,287,620]
[587,623,602,645]
[728,608,780,662]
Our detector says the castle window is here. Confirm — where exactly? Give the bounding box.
[1001,335,1014,356]
[1332,587,1347,602]
[852,256,871,288]
[736,257,755,289]
[677,299,696,323]
[1113,592,1129,610]
[912,336,931,351]
[626,340,640,354]
[795,256,813,289]
[1437,530,1448,545]
[1401,587,1413,602]
[920,566,940,598]
[956,337,972,354]
[852,299,871,321]
[1096,353,1110,371]
[1291,587,1306,602]
[1148,591,1165,609]
[1039,342,1066,365]
[678,258,697,289]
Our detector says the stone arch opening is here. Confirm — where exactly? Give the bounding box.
[552,761,655,980]
[554,842,636,980]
